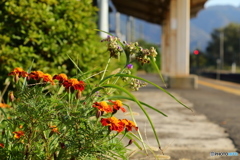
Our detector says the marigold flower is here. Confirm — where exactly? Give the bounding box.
[8,67,28,82]
[42,73,54,84]
[0,143,4,148]
[50,125,60,134]
[0,103,11,108]
[93,101,113,113]
[101,117,125,132]
[53,73,68,82]
[109,100,126,113]
[28,71,45,80]
[28,71,54,84]
[62,78,85,92]
[13,131,25,139]
[121,119,138,131]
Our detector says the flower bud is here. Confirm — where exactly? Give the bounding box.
[125,139,134,147]
[76,91,82,99]
[128,139,133,146]
[9,91,15,102]
[59,142,66,149]
[96,110,103,119]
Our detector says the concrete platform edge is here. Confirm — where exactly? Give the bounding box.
[164,74,198,89]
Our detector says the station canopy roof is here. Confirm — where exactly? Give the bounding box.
[111,0,208,24]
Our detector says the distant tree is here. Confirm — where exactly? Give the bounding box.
[206,23,240,67]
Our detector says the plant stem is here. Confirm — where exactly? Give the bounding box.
[101,58,111,81]
[151,57,167,88]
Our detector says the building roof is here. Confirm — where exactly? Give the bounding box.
[111,0,208,24]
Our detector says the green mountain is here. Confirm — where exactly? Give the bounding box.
[190,5,240,51]
[110,5,240,52]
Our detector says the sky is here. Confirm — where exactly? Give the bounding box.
[205,0,240,7]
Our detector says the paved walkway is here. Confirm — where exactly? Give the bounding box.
[116,73,239,160]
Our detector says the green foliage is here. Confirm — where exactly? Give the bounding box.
[0,35,189,159]
[0,0,108,90]
[134,39,161,73]
[0,85,127,159]
[206,23,240,67]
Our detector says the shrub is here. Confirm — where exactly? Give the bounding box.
[0,0,108,91]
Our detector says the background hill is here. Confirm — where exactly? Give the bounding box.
[190,5,240,51]
[110,5,240,52]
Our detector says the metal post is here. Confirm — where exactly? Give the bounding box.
[127,16,134,42]
[98,0,109,38]
[115,12,121,38]
[220,31,224,70]
[216,59,221,80]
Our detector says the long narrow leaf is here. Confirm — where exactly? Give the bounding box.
[100,74,192,111]
[151,57,167,88]
[94,29,114,36]
[109,95,167,117]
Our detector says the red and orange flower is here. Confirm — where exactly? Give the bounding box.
[93,101,113,113]
[62,78,85,92]
[109,100,126,113]
[28,71,54,84]
[53,73,68,83]
[100,117,125,132]
[8,67,28,82]
[28,71,44,80]
[13,131,25,139]
[121,119,138,131]
[100,117,138,132]
[41,73,54,84]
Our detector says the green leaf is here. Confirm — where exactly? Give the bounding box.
[100,73,192,111]
[109,95,167,117]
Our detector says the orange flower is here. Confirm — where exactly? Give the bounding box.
[93,101,113,113]
[62,78,85,92]
[53,73,68,82]
[28,71,54,84]
[0,103,11,108]
[50,126,60,134]
[13,131,25,139]
[8,67,28,82]
[42,73,54,84]
[101,117,125,132]
[109,100,126,113]
[121,119,138,131]
[28,71,44,80]
[0,143,4,148]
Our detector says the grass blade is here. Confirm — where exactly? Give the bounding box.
[109,95,167,117]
